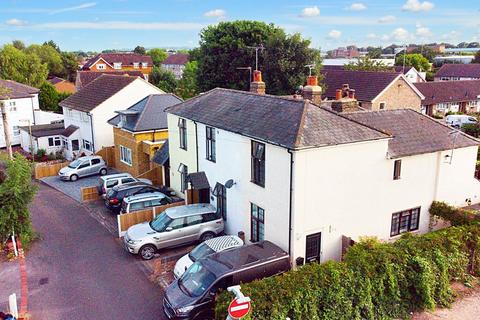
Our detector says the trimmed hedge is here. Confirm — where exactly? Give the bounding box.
[430,201,480,225]
[215,224,480,319]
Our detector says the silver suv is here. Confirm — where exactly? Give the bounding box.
[123,204,224,260]
[59,156,107,181]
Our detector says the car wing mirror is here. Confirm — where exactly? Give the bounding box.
[165,227,173,232]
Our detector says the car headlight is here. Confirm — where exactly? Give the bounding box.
[176,305,195,315]
[127,239,142,245]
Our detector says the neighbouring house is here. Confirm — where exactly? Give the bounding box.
[48,77,76,94]
[107,93,182,180]
[75,70,144,91]
[161,53,189,79]
[414,80,480,116]
[57,74,163,159]
[19,122,65,154]
[393,66,426,83]
[166,73,480,265]
[329,46,360,59]
[407,44,445,54]
[322,69,424,111]
[81,53,153,81]
[434,64,480,81]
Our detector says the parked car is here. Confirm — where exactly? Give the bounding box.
[446,114,478,128]
[173,235,243,279]
[123,203,223,260]
[163,241,290,320]
[105,182,160,213]
[58,156,107,181]
[120,192,174,214]
[97,173,152,197]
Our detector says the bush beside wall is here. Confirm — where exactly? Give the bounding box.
[430,201,480,226]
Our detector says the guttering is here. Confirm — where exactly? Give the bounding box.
[88,113,95,153]
[287,149,294,257]
[193,120,199,171]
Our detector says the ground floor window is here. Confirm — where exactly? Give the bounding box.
[72,139,79,151]
[213,183,227,220]
[251,203,265,242]
[48,136,62,147]
[390,207,420,237]
[62,137,69,150]
[82,139,92,151]
[119,145,132,166]
[178,163,188,192]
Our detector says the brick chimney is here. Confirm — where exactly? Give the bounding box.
[302,76,322,105]
[331,84,359,113]
[250,70,266,95]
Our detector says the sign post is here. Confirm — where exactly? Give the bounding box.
[226,285,251,320]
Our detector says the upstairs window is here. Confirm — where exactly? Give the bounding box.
[113,62,122,69]
[96,64,106,70]
[133,62,139,69]
[393,159,402,180]
[206,126,216,162]
[391,207,420,237]
[12,126,20,136]
[251,141,265,187]
[178,118,187,150]
[142,62,148,68]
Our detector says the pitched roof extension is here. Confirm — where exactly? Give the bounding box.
[435,64,480,79]
[414,80,480,105]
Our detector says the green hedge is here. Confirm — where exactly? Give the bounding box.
[430,201,480,225]
[215,224,480,319]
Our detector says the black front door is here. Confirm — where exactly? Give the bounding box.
[305,233,321,263]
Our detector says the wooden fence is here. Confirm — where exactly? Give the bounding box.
[81,186,100,202]
[117,201,184,237]
[137,165,163,185]
[96,146,115,167]
[34,161,68,179]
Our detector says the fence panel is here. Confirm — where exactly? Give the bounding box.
[137,165,163,185]
[117,201,185,237]
[96,146,115,167]
[34,161,68,179]
[81,186,100,202]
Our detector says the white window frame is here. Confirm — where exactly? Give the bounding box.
[48,136,61,147]
[119,145,132,166]
[142,62,148,69]
[133,62,139,69]
[62,137,69,150]
[113,62,122,70]
[82,139,92,151]
[96,64,106,70]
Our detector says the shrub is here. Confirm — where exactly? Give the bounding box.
[215,224,480,319]
[35,148,46,159]
[430,201,480,225]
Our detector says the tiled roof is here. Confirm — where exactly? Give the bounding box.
[414,80,480,105]
[60,74,137,112]
[167,88,389,150]
[0,79,39,99]
[48,77,65,85]
[61,125,79,137]
[186,172,210,190]
[76,71,143,89]
[20,122,65,138]
[152,140,169,165]
[342,109,479,158]
[162,53,189,66]
[435,64,480,79]
[322,69,401,101]
[82,53,153,69]
[108,94,183,131]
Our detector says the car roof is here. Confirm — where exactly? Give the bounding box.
[165,203,216,219]
[201,241,288,276]
[100,173,132,182]
[113,181,153,191]
[124,192,166,202]
[77,155,102,161]
[204,235,243,252]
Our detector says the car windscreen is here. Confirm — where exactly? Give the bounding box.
[149,212,172,232]
[106,189,116,198]
[68,159,82,168]
[178,262,216,297]
[189,243,215,262]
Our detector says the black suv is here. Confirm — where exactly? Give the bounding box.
[104,182,160,213]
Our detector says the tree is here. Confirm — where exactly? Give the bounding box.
[395,53,431,72]
[39,82,60,112]
[25,44,65,76]
[366,47,382,59]
[150,67,177,93]
[472,51,480,64]
[175,61,199,99]
[43,40,61,52]
[148,48,168,67]
[60,52,79,81]
[0,45,48,88]
[134,46,146,55]
[344,57,392,72]
[0,154,38,246]
[12,40,25,51]
[196,21,322,95]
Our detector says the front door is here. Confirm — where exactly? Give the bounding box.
[305,232,321,263]
[215,183,227,220]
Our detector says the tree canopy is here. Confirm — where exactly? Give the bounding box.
[344,57,392,72]
[148,48,168,67]
[395,53,431,72]
[150,67,177,93]
[196,20,322,95]
[25,44,65,76]
[134,45,146,55]
[0,45,48,88]
[175,61,199,99]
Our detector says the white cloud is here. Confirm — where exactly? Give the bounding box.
[366,33,378,39]
[50,2,96,15]
[5,18,28,26]
[441,30,461,41]
[416,26,433,37]
[347,3,367,11]
[299,6,320,18]
[204,9,226,19]
[378,15,396,23]
[327,29,342,39]
[392,28,411,41]
[402,0,434,12]
[24,21,203,31]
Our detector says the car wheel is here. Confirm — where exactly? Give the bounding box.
[70,174,78,182]
[99,168,107,176]
[139,244,156,260]
[200,232,216,242]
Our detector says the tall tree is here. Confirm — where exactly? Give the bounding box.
[12,40,25,51]
[196,21,321,95]
[25,44,65,76]
[395,53,431,72]
[344,57,392,72]
[472,51,480,64]
[175,61,199,99]
[39,82,60,112]
[43,40,61,52]
[148,48,168,67]
[0,45,48,88]
[366,47,382,59]
[134,46,146,55]
[61,52,79,81]
[150,67,177,93]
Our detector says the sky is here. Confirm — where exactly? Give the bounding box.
[0,0,479,51]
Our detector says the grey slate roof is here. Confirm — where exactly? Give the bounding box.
[167,88,389,150]
[61,125,79,137]
[152,140,169,165]
[186,172,210,190]
[108,94,182,132]
[20,122,65,138]
[0,79,39,99]
[341,109,480,158]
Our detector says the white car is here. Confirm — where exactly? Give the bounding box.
[97,173,151,197]
[446,114,478,128]
[173,235,243,279]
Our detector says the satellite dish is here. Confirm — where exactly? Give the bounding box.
[225,179,236,189]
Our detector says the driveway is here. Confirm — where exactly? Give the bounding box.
[0,259,20,313]
[26,182,168,320]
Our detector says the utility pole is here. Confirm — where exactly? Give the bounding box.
[0,86,13,160]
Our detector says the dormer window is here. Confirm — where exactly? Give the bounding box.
[133,63,139,69]
[119,115,127,128]
[113,62,122,70]
[142,62,148,69]
[96,64,106,70]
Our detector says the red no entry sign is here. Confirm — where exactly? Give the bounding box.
[228,298,251,319]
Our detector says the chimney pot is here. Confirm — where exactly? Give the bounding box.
[348,89,355,99]
[250,70,266,95]
[253,70,262,83]
[307,76,318,87]
[335,89,342,100]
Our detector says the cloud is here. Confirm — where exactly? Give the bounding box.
[24,21,203,31]
[50,2,97,15]
[416,26,433,37]
[299,6,320,18]
[204,9,226,19]
[378,15,396,23]
[402,0,434,12]
[441,30,461,41]
[366,33,378,39]
[391,28,411,41]
[347,3,367,11]
[327,29,342,39]
[5,18,28,26]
